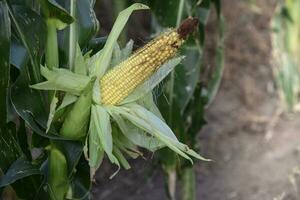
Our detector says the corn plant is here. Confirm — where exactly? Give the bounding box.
[272,0,300,111]
[0,1,209,199]
[145,0,224,199]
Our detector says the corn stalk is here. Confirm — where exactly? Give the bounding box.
[272,0,300,111]
[149,0,224,199]
[1,1,210,199]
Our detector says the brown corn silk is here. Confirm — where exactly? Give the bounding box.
[100,17,199,105]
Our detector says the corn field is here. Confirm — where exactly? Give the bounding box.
[0,0,300,200]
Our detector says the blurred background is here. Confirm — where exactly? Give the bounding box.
[92,0,300,200]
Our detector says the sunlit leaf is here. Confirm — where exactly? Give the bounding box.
[113,104,210,162]
[108,108,164,151]
[31,67,91,95]
[91,3,149,78]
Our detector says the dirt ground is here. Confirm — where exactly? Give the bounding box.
[93,0,300,199]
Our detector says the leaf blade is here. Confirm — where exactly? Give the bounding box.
[91,3,149,78]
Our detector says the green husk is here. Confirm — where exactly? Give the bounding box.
[111,104,210,163]
[60,77,96,139]
[49,146,68,200]
[31,67,91,95]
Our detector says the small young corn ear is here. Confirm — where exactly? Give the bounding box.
[60,77,96,139]
[49,147,68,200]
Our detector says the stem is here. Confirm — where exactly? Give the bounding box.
[168,0,185,125]
[46,19,59,69]
[167,170,177,200]
[176,0,185,27]
[45,18,68,200]
[68,0,77,71]
[113,0,127,46]
[181,167,196,200]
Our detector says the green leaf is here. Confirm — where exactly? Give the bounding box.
[73,43,87,75]
[75,0,99,46]
[110,39,134,68]
[40,0,74,30]
[56,94,77,111]
[138,93,164,120]
[86,37,107,54]
[108,108,164,151]
[150,0,180,27]
[88,122,104,172]
[184,85,207,145]
[90,105,117,164]
[0,123,21,172]
[151,0,209,129]
[46,94,58,133]
[0,156,46,200]
[206,15,225,105]
[212,0,222,18]
[9,5,47,82]
[54,141,83,177]
[111,128,141,159]
[0,1,10,129]
[16,119,32,160]
[122,104,178,141]
[9,4,56,141]
[114,104,210,162]
[194,0,212,44]
[91,3,149,78]
[89,105,119,178]
[272,0,300,111]
[31,67,91,96]
[57,0,99,68]
[11,67,73,140]
[181,167,196,200]
[69,157,91,200]
[113,146,131,170]
[10,39,29,70]
[11,66,49,134]
[173,47,201,113]
[0,157,41,188]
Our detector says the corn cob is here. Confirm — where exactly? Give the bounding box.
[100,17,199,105]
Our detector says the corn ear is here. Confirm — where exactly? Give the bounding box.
[100,17,199,105]
[49,147,68,200]
[100,30,183,105]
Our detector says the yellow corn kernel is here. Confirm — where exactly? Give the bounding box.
[100,17,199,105]
[100,30,184,105]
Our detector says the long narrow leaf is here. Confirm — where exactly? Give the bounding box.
[31,67,91,95]
[90,3,149,78]
[90,105,118,164]
[108,108,164,151]
[0,1,10,129]
[113,104,209,162]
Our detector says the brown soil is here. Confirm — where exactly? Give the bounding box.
[93,0,300,199]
